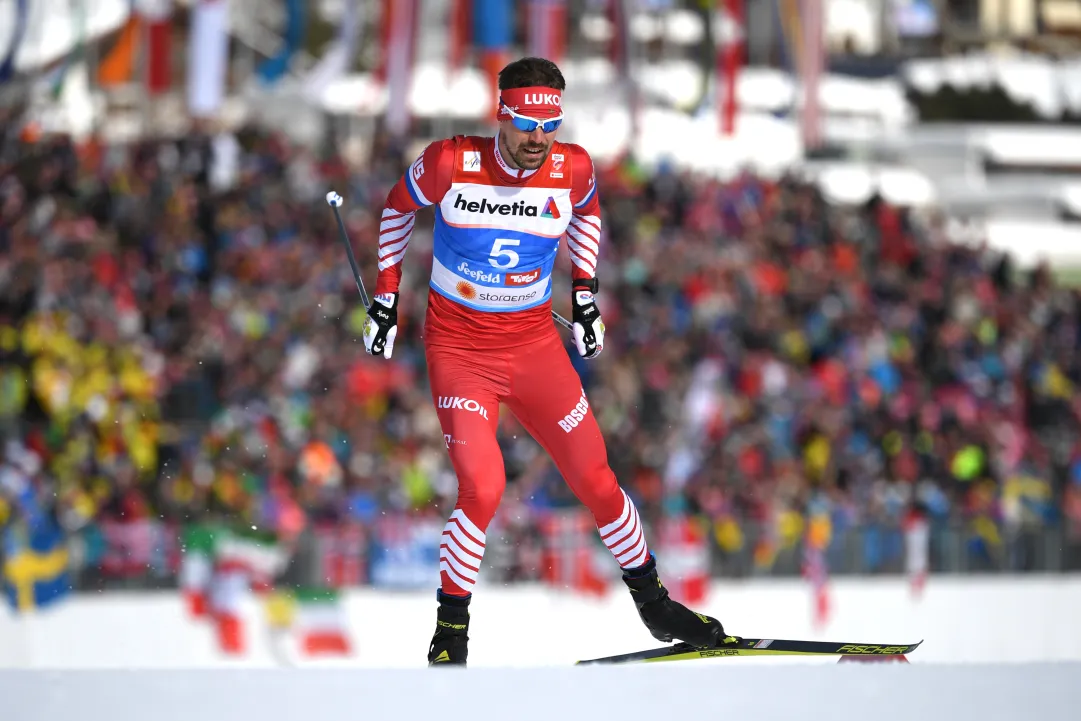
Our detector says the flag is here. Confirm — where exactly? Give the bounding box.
[48,0,88,99]
[448,0,471,74]
[302,0,361,103]
[214,526,289,592]
[473,0,512,118]
[2,518,71,613]
[0,0,29,83]
[379,0,420,137]
[719,0,744,136]
[256,0,306,85]
[903,508,930,598]
[208,563,248,654]
[798,0,824,150]
[98,8,141,86]
[142,0,174,94]
[187,0,231,118]
[265,587,353,657]
[802,510,831,628]
[656,514,710,605]
[527,0,567,66]
[607,0,639,143]
[179,524,218,617]
[295,588,352,655]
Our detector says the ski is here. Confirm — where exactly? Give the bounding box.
[576,638,923,665]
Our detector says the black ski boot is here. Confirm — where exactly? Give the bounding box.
[427,590,470,667]
[622,553,739,649]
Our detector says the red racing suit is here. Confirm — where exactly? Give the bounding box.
[376,133,649,596]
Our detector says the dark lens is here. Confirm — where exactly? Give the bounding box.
[511,117,539,133]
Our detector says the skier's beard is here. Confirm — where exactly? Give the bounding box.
[502,132,551,170]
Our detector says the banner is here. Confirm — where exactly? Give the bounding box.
[187,0,231,118]
[448,0,471,73]
[302,0,361,103]
[473,0,512,108]
[527,0,567,66]
[380,0,420,137]
[369,515,441,589]
[98,519,157,578]
[607,0,639,141]
[143,0,174,94]
[798,0,824,150]
[313,521,367,587]
[719,0,743,136]
[256,0,306,85]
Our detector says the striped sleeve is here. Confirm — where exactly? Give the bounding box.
[375,139,455,295]
[565,144,601,281]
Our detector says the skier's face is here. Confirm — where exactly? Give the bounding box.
[500,121,558,170]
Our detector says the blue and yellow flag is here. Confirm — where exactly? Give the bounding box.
[2,519,71,613]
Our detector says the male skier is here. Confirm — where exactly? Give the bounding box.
[363,57,738,666]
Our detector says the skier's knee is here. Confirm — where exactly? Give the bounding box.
[573,466,624,522]
[456,475,505,531]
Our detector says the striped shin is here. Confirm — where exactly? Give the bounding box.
[598,490,650,570]
[439,509,486,595]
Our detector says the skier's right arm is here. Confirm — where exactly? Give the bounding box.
[364,139,455,359]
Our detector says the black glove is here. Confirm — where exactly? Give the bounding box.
[571,278,605,360]
[363,292,398,359]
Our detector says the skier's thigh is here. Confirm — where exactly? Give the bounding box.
[427,346,508,523]
[505,334,619,509]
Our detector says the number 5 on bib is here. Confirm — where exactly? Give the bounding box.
[489,238,520,269]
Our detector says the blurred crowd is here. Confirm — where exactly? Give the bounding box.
[3,121,1081,590]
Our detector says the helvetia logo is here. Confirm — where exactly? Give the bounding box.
[454,193,538,217]
[540,197,561,220]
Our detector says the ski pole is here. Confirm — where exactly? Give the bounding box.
[326,191,371,309]
[324,190,573,332]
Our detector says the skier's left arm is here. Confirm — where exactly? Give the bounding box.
[565,145,604,359]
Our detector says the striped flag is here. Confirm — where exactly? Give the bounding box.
[527,0,567,65]
[265,587,353,658]
[798,0,824,151]
[179,524,217,618]
[379,0,420,138]
[295,588,352,655]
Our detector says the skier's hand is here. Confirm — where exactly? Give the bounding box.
[571,279,604,360]
[363,292,398,359]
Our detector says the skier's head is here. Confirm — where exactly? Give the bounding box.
[497,57,566,170]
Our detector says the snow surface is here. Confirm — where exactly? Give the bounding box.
[4,577,1081,669]
[2,663,1078,721]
